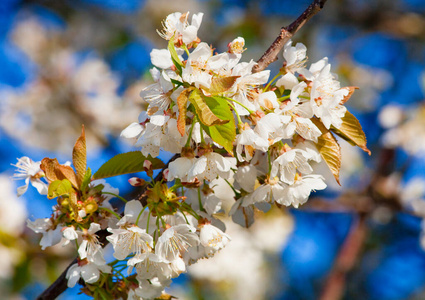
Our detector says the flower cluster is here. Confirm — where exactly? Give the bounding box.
[16,11,368,299]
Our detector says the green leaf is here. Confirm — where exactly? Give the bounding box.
[92,152,165,180]
[189,89,229,126]
[312,118,341,185]
[201,96,236,154]
[72,125,87,186]
[168,36,183,74]
[47,179,73,199]
[331,110,371,155]
[80,168,92,193]
[208,76,240,95]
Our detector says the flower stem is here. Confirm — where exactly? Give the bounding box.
[102,192,127,203]
[224,96,254,115]
[98,206,121,220]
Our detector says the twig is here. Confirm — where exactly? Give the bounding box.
[36,154,180,300]
[36,258,78,300]
[318,214,368,300]
[252,0,328,73]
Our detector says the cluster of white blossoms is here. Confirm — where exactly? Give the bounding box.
[14,11,368,300]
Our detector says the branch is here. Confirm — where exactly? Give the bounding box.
[36,258,78,300]
[36,154,180,300]
[319,215,367,300]
[252,0,328,73]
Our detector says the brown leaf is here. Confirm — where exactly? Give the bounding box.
[40,158,60,183]
[340,86,359,105]
[40,158,79,189]
[312,118,342,185]
[72,125,87,186]
[177,88,192,136]
[332,110,371,155]
[208,76,240,95]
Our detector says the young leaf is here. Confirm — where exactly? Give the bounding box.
[331,111,371,155]
[168,36,183,74]
[189,89,229,126]
[47,179,73,199]
[72,125,87,186]
[92,152,165,180]
[201,96,236,154]
[312,118,341,185]
[208,76,240,95]
[177,88,193,136]
[80,168,92,193]
[40,158,79,188]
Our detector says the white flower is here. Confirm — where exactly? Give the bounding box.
[230,60,270,115]
[140,70,174,113]
[158,12,203,45]
[167,156,198,182]
[182,43,229,89]
[283,40,307,73]
[155,224,199,262]
[254,112,294,143]
[199,224,231,256]
[309,60,348,129]
[117,200,143,226]
[66,261,111,288]
[234,165,258,193]
[258,91,279,111]
[132,252,177,281]
[275,174,326,208]
[235,125,269,162]
[62,226,78,246]
[242,180,286,206]
[188,152,236,182]
[135,278,172,300]
[12,156,48,197]
[295,139,322,163]
[121,112,148,140]
[270,149,313,184]
[228,37,245,54]
[107,226,153,260]
[137,117,185,157]
[78,223,105,265]
[27,218,62,250]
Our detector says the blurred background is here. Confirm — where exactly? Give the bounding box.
[1,0,425,299]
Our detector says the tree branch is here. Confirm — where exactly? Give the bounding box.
[252,0,328,73]
[36,154,180,299]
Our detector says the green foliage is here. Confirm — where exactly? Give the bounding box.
[168,36,183,74]
[92,152,165,180]
[201,96,236,154]
[188,89,229,126]
[80,168,92,193]
[47,179,73,199]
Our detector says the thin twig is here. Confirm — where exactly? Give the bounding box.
[318,215,368,300]
[253,0,328,73]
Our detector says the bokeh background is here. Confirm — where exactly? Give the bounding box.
[1,0,425,299]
